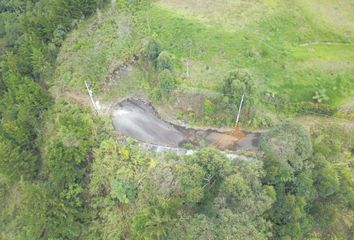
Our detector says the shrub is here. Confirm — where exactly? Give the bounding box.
[111,177,137,204]
[315,166,339,198]
[203,99,216,115]
[157,51,173,71]
[221,69,258,124]
[159,69,177,92]
[312,89,329,103]
[141,37,163,67]
[221,69,256,105]
[292,102,336,115]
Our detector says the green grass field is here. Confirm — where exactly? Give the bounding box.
[55,0,354,109]
[157,0,278,31]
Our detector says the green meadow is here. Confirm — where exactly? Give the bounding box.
[56,0,354,108]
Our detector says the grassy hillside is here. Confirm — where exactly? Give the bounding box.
[151,0,354,103]
[56,0,354,108]
[296,0,354,36]
[157,0,279,31]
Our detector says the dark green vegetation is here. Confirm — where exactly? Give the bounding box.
[1,0,353,239]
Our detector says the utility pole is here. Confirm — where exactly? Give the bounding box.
[235,93,244,126]
[85,81,98,114]
[186,38,192,78]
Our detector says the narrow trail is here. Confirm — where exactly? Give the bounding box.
[298,41,354,47]
[296,115,354,130]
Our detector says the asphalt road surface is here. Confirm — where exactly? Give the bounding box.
[112,98,260,150]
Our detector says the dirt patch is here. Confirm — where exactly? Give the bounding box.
[103,60,136,92]
[60,89,91,107]
[339,98,354,114]
[112,98,260,151]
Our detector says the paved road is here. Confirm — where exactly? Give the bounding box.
[112,98,260,150]
[112,99,187,147]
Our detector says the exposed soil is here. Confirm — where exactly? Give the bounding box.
[61,89,91,107]
[112,98,260,151]
[339,97,354,114]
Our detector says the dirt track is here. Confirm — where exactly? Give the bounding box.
[112,98,260,151]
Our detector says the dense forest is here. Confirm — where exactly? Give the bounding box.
[0,0,353,239]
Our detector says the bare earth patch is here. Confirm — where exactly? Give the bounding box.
[339,98,354,114]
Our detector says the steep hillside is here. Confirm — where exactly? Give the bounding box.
[55,0,354,128]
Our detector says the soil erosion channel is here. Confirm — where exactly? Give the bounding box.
[112,98,260,151]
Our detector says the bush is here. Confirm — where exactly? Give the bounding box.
[111,177,137,204]
[312,89,329,103]
[221,69,256,105]
[141,37,163,67]
[159,69,177,92]
[221,69,259,125]
[315,166,339,198]
[292,102,336,115]
[157,51,173,70]
[203,99,216,115]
